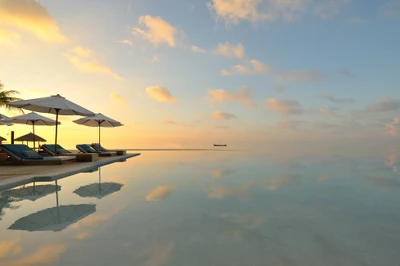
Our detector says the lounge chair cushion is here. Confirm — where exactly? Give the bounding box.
[91,143,107,152]
[78,144,98,153]
[21,150,43,159]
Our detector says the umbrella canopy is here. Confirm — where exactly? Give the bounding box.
[74,182,123,199]
[7,112,59,149]
[15,132,46,142]
[0,114,12,126]
[73,167,123,199]
[8,94,95,154]
[0,136,6,141]
[8,204,96,231]
[73,113,123,147]
[1,184,60,201]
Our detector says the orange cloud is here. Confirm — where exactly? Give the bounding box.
[146,185,177,201]
[207,86,255,108]
[214,42,245,58]
[0,0,67,42]
[385,118,399,137]
[6,244,67,266]
[133,15,177,47]
[208,0,309,25]
[0,26,20,45]
[0,240,23,259]
[264,175,301,190]
[221,59,272,76]
[191,45,206,53]
[317,108,339,117]
[110,92,127,106]
[265,98,303,115]
[137,241,175,266]
[208,182,254,200]
[211,168,232,179]
[64,47,122,80]
[212,110,236,120]
[146,86,178,103]
[118,39,133,46]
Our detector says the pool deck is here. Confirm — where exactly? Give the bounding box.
[0,153,140,190]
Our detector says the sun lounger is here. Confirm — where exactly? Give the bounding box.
[76,144,116,157]
[0,144,76,165]
[41,144,75,156]
[91,143,126,155]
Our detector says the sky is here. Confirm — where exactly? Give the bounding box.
[0,0,399,150]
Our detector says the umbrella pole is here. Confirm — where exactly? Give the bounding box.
[55,109,60,155]
[32,121,36,151]
[55,180,60,224]
[98,121,101,148]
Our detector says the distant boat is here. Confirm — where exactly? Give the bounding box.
[213,144,227,147]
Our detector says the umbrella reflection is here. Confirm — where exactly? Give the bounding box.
[1,182,61,201]
[73,168,123,199]
[8,181,96,232]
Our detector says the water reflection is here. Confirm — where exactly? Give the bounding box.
[8,181,96,232]
[0,195,20,221]
[73,168,123,199]
[0,150,400,265]
[1,183,61,201]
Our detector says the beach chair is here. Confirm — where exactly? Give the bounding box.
[0,144,76,165]
[76,144,116,157]
[41,144,75,156]
[91,143,126,156]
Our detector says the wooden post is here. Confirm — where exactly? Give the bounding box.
[11,131,14,144]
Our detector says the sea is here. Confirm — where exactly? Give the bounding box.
[0,147,399,265]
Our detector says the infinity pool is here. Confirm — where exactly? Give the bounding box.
[0,150,399,265]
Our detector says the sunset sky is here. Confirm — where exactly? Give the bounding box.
[0,0,399,149]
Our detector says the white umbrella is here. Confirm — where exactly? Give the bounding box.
[8,180,96,232]
[7,94,95,154]
[73,168,123,199]
[1,183,61,201]
[73,113,122,147]
[7,112,59,150]
[0,113,12,126]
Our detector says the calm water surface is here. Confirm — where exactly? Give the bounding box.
[0,149,400,266]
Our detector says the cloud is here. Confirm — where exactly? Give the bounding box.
[133,15,177,47]
[276,119,305,130]
[314,0,350,19]
[207,86,255,108]
[264,175,301,190]
[208,182,254,200]
[385,118,399,136]
[276,70,324,82]
[0,26,20,45]
[313,122,340,130]
[207,0,309,25]
[380,0,400,19]
[191,45,206,53]
[6,244,67,266]
[137,241,175,266]
[64,46,122,80]
[265,98,303,115]
[214,42,245,58]
[118,39,133,46]
[211,168,232,179]
[110,92,127,105]
[221,59,272,76]
[367,98,400,112]
[212,110,236,120]
[146,86,178,103]
[146,185,177,201]
[152,56,159,62]
[320,92,354,103]
[72,47,92,58]
[0,0,67,42]
[0,240,23,259]
[317,108,339,117]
